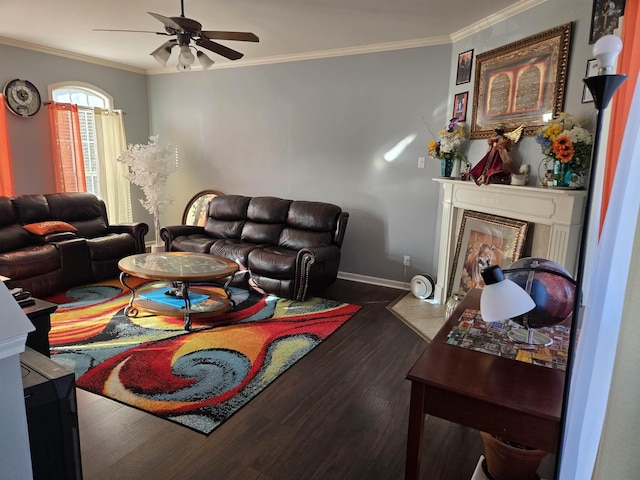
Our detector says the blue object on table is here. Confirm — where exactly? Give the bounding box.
[139,287,207,309]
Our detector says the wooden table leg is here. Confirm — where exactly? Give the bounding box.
[405,381,427,480]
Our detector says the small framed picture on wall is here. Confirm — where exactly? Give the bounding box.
[452,91,469,122]
[456,49,474,85]
[582,59,599,103]
[589,0,625,44]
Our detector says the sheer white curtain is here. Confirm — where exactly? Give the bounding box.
[93,108,132,223]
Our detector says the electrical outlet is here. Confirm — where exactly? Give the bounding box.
[403,255,411,266]
[418,157,425,168]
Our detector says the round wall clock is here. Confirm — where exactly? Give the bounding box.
[3,79,42,117]
[410,274,435,300]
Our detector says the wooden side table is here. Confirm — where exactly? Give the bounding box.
[23,298,58,357]
[405,289,566,479]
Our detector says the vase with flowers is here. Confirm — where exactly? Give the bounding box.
[118,135,177,250]
[428,118,469,178]
[536,112,593,188]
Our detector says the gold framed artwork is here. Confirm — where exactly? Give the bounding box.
[447,211,528,298]
[470,23,572,139]
[182,190,224,226]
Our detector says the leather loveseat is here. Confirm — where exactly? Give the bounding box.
[0,193,148,297]
[161,195,349,300]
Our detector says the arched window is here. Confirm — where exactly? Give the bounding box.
[48,82,131,223]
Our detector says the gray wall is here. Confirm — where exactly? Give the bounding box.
[148,0,595,285]
[148,46,452,283]
[0,44,150,222]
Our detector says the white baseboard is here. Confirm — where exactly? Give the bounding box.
[337,271,409,291]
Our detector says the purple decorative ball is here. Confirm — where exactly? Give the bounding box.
[504,257,576,329]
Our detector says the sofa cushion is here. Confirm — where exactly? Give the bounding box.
[210,239,261,265]
[71,218,109,238]
[287,201,341,232]
[248,246,297,279]
[279,228,332,250]
[0,244,60,279]
[0,224,35,253]
[241,222,283,245]
[247,197,292,223]
[11,194,51,224]
[45,193,105,221]
[172,234,216,253]
[23,220,77,236]
[204,219,244,239]
[0,196,18,227]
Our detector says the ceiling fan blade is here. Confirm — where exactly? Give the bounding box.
[93,28,170,35]
[196,39,244,60]
[148,12,184,32]
[201,31,259,42]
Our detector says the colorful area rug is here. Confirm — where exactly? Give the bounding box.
[46,278,360,435]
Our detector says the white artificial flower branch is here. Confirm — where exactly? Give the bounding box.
[118,135,177,245]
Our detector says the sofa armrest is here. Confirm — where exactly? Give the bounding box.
[334,212,349,248]
[55,238,92,287]
[293,245,342,300]
[297,244,341,263]
[108,222,149,253]
[43,231,77,243]
[160,225,205,251]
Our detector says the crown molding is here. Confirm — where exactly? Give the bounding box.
[0,36,146,74]
[146,35,452,74]
[1,0,541,75]
[450,0,546,42]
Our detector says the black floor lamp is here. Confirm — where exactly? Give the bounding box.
[557,33,627,476]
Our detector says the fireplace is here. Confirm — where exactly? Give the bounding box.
[433,178,587,304]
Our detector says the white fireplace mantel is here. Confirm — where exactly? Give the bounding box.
[433,178,587,304]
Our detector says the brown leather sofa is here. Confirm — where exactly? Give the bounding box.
[0,193,148,297]
[161,195,349,300]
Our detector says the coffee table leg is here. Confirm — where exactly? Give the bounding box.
[181,281,192,331]
[120,271,138,317]
[222,275,236,308]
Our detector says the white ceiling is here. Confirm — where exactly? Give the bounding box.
[0,0,538,74]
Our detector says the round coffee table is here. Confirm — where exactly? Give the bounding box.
[118,252,239,331]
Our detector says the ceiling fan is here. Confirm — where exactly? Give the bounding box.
[94,0,259,71]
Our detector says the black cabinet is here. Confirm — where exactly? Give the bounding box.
[21,347,82,480]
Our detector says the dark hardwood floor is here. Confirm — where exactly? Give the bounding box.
[75,279,552,479]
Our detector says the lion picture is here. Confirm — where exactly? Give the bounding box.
[448,211,528,298]
[459,232,507,291]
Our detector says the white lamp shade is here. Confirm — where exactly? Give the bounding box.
[150,42,174,67]
[480,278,536,323]
[197,51,215,69]
[178,45,195,66]
[593,34,623,74]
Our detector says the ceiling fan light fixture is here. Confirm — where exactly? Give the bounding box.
[177,62,191,72]
[197,51,214,69]
[150,43,174,67]
[178,45,195,66]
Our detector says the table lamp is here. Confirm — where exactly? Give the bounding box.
[479,264,535,324]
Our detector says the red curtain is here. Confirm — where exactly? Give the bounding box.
[0,94,15,196]
[600,3,640,233]
[48,101,87,192]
